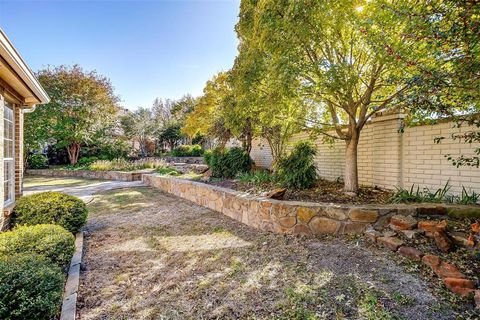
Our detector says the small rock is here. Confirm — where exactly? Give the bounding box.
[398,246,423,261]
[383,230,397,237]
[401,229,423,239]
[261,188,287,200]
[433,231,454,253]
[449,231,470,247]
[389,215,417,230]
[442,278,475,297]
[418,220,447,233]
[377,236,404,251]
[364,227,381,242]
[422,255,465,279]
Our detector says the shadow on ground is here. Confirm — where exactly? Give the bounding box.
[74,185,464,320]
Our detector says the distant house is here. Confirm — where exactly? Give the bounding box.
[0,29,49,229]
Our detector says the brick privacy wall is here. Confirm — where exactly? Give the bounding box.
[247,113,480,195]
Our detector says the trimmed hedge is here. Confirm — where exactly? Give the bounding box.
[12,192,88,233]
[0,224,75,269]
[204,147,253,179]
[0,254,65,320]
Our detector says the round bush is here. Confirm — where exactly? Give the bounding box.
[0,254,64,320]
[27,154,48,169]
[0,224,75,269]
[12,192,88,233]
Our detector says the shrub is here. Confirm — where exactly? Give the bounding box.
[0,224,75,269]
[170,144,204,157]
[27,154,48,169]
[204,147,253,179]
[156,167,181,176]
[237,170,276,185]
[88,158,166,171]
[0,254,65,320]
[77,156,98,166]
[277,141,317,189]
[12,192,88,233]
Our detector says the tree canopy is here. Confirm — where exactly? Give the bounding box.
[26,65,120,165]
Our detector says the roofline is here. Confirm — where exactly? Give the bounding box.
[0,28,50,104]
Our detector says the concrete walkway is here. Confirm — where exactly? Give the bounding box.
[24,178,145,202]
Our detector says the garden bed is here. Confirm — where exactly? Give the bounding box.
[142,174,480,235]
[207,178,394,205]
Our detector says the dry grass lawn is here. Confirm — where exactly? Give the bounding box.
[72,185,474,320]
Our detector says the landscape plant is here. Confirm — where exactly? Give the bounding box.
[0,224,75,269]
[26,65,120,165]
[277,141,317,189]
[12,192,88,233]
[390,181,479,205]
[0,254,65,320]
[204,147,252,179]
[27,154,48,169]
[170,144,204,157]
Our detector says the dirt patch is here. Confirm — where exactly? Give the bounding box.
[73,185,470,319]
[206,178,393,205]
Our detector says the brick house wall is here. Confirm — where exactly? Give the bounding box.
[246,112,479,195]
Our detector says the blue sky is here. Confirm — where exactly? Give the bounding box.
[0,0,240,110]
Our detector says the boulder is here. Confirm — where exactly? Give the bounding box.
[377,236,404,251]
[261,188,287,200]
[389,214,417,230]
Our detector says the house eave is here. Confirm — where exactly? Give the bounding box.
[0,28,50,105]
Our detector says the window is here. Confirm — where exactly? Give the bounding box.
[3,101,14,205]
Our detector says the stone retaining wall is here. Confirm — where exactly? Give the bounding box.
[142,174,479,236]
[27,169,149,181]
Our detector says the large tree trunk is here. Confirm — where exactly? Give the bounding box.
[343,132,360,194]
[67,142,81,165]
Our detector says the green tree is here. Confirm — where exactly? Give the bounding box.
[158,123,184,150]
[238,0,426,193]
[400,1,480,167]
[121,107,158,157]
[27,65,119,165]
[183,72,233,148]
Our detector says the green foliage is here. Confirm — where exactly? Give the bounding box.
[0,254,64,320]
[170,144,204,157]
[87,158,165,171]
[27,65,120,165]
[27,154,48,169]
[237,170,277,185]
[277,141,317,189]
[77,156,99,166]
[121,107,159,157]
[0,224,75,269]
[156,167,181,176]
[457,187,480,205]
[12,192,88,234]
[390,181,479,205]
[158,123,184,150]
[204,147,253,179]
